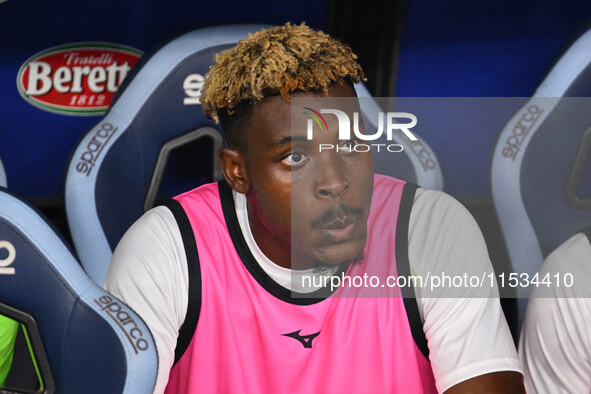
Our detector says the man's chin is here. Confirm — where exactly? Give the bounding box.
[309,237,367,267]
[311,250,365,275]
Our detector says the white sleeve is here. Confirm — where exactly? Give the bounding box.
[519,232,591,393]
[103,206,188,394]
[408,188,522,393]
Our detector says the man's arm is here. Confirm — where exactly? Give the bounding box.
[104,206,189,394]
[444,371,524,393]
[519,232,591,393]
[409,189,524,393]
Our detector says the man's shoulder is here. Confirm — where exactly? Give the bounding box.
[411,187,471,223]
[174,181,221,202]
[372,174,467,216]
[372,173,406,189]
[172,181,228,229]
[370,174,408,209]
[108,205,181,262]
[104,204,185,293]
[532,231,591,297]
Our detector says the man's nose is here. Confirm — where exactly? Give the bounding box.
[314,156,351,198]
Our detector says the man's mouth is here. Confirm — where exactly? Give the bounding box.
[310,204,365,243]
[318,215,359,242]
[321,215,357,230]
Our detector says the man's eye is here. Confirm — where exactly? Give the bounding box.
[283,152,308,166]
[338,139,358,152]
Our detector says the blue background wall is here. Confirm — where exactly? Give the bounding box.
[1,0,591,199]
[0,0,325,200]
[397,1,591,195]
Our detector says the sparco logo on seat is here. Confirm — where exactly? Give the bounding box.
[17,43,142,116]
[75,122,118,176]
[502,105,543,161]
[94,295,150,354]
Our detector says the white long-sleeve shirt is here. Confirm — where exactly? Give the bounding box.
[105,187,521,393]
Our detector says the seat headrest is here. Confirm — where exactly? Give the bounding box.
[354,83,444,190]
[535,29,591,97]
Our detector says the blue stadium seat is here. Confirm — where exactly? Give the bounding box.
[65,24,444,286]
[354,83,444,190]
[491,28,591,327]
[0,187,157,393]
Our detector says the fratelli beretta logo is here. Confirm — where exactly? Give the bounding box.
[17,42,142,116]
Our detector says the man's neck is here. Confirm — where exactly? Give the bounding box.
[232,190,338,293]
[246,204,314,270]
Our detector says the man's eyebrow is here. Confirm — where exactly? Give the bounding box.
[268,135,308,149]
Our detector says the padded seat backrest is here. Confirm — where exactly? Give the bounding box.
[491,29,591,325]
[0,188,157,393]
[355,83,443,190]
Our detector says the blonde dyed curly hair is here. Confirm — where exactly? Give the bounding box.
[200,23,365,127]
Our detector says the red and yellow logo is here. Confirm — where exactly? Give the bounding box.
[17,42,143,116]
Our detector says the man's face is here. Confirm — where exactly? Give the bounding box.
[242,83,374,270]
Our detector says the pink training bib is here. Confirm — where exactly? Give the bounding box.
[165,175,436,393]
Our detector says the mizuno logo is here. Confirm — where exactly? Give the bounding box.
[282,330,320,349]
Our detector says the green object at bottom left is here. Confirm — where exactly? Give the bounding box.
[0,314,19,387]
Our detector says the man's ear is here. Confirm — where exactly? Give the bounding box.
[217,147,249,194]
